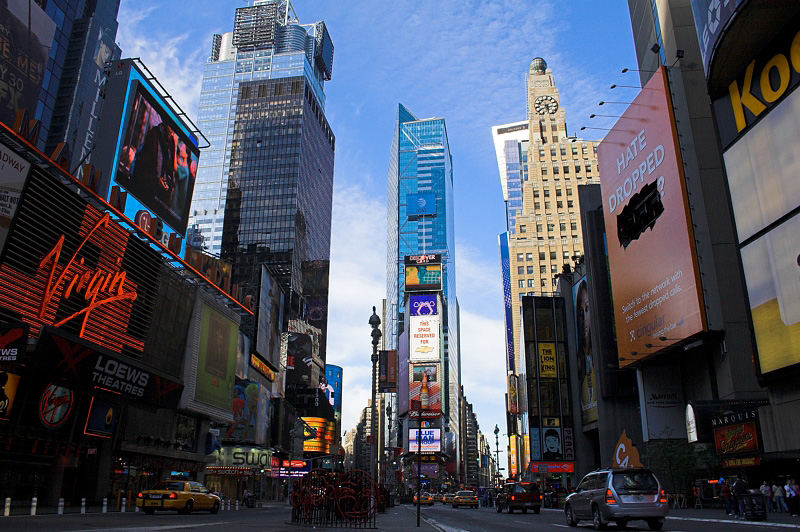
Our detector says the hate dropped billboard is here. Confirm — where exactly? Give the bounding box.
[597,67,706,366]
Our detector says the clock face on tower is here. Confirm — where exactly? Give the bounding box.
[534,95,558,114]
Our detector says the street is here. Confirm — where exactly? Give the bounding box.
[0,503,798,531]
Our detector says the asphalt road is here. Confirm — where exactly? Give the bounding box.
[0,503,798,531]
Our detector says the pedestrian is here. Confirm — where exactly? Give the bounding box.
[774,482,788,513]
[722,480,733,516]
[759,481,771,513]
[787,479,798,516]
[732,477,748,519]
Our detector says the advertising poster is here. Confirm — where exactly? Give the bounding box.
[530,428,542,461]
[690,0,747,74]
[285,332,313,388]
[637,364,685,440]
[563,427,575,461]
[324,365,342,413]
[0,141,31,257]
[83,396,117,438]
[714,422,759,456]
[398,330,409,414]
[573,276,598,424]
[196,304,237,410]
[115,81,199,235]
[0,370,21,420]
[406,192,437,217]
[499,233,516,373]
[378,350,397,393]
[537,343,557,378]
[507,374,519,414]
[303,417,336,453]
[409,294,437,316]
[409,363,441,418]
[597,67,705,365]
[256,266,284,369]
[0,0,56,128]
[404,254,442,292]
[175,414,197,451]
[224,377,260,442]
[409,428,441,453]
[410,315,440,362]
[541,427,563,461]
[509,436,518,478]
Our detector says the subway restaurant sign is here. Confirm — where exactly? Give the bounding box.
[713,24,800,148]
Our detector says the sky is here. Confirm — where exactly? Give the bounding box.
[116,0,639,464]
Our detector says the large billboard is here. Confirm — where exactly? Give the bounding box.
[408,428,441,453]
[690,0,747,76]
[302,417,336,454]
[256,265,284,369]
[597,67,705,366]
[409,294,437,316]
[406,193,436,217]
[572,276,597,425]
[409,315,440,362]
[378,350,397,393]
[0,0,56,128]
[0,140,31,257]
[404,254,442,292]
[196,303,238,411]
[409,363,441,418]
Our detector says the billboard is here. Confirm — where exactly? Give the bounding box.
[409,294,437,316]
[409,315,440,362]
[0,0,56,128]
[83,396,118,438]
[378,350,397,393]
[224,377,261,442]
[409,363,441,418]
[499,233,515,373]
[637,364,685,440]
[0,322,27,364]
[597,67,705,365]
[115,80,199,234]
[537,343,557,378]
[572,276,597,425]
[324,364,342,413]
[302,417,336,454]
[0,370,21,420]
[407,193,436,217]
[408,428,441,453]
[690,0,747,76]
[285,332,313,388]
[196,303,238,411]
[256,265,284,369]
[404,254,442,292]
[0,140,31,257]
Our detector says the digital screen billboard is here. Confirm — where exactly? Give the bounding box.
[224,377,261,442]
[256,265,284,369]
[324,365,342,413]
[409,294,437,316]
[572,276,597,425]
[115,80,199,234]
[302,417,336,454]
[409,315,440,362]
[408,428,441,453]
[597,67,705,366]
[409,363,441,418]
[0,0,55,128]
[404,254,442,292]
[196,303,237,410]
[407,193,436,217]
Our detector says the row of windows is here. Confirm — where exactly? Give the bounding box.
[533,189,573,198]
[532,200,574,209]
[519,222,577,233]
[541,165,593,175]
[516,278,558,291]
[539,145,595,157]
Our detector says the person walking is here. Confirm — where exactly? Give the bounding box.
[760,481,772,513]
[732,477,748,519]
[722,480,733,516]
[774,482,788,513]
[787,479,798,516]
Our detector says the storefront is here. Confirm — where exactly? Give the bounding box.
[205,446,273,501]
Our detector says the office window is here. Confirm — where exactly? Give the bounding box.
[518,280,525,288]
[541,278,547,287]
[517,253,524,261]
[568,200,574,208]
[533,190,540,198]
[551,136,558,143]
[526,253,533,261]
[572,146,578,155]
[553,166,559,175]
[536,224,542,232]
[563,166,569,174]
[547,223,554,232]
[540,265,546,274]
[556,189,562,197]
[518,266,524,275]
[539,251,546,260]
[550,147,556,157]
[560,147,566,155]
[543,189,550,197]
[575,165,581,173]
[534,202,541,209]
[551,264,558,273]
[544,202,550,209]
[563,251,570,259]
[519,225,527,233]
[528,279,536,288]
[553,278,559,287]
[527,266,535,275]
[567,188,573,196]
[560,223,566,231]
[550,251,557,260]
[539,149,545,157]
[541,167,548,175]
[571,222,577,231]
[557,201,563,209]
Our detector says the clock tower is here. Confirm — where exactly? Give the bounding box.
[526,57,568,142]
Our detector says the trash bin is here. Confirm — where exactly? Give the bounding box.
[741,493,767,521]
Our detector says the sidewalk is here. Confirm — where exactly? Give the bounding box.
[667,507,800,527]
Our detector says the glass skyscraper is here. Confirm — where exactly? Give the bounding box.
[386,104,460,470]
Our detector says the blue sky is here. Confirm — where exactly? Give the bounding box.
[117,0,639,462]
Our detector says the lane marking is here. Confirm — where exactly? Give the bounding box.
[75,522,235,532]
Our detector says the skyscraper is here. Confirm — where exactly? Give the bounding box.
[493,57,599,475]
[386,104,461,480]
[190,0,334,364]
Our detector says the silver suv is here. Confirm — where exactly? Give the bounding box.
[564,468,668,530]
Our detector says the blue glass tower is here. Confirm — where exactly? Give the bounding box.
[386,103,460,471]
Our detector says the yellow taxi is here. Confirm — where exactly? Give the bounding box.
[413,492,434,505]
[452,490,479,508]
[433,493,444,503]
[136,480,221,515]
[443,493,456,504]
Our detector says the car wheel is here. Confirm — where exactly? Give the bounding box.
[565,505,578,527]
[647,518,664,531]
[180,499,193,515]
[534,507,541,514]
[211,501,220,514]
[143,508,155,515]
[592,505,606,530]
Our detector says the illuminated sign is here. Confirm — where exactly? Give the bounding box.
[405,254,441,265]
[39,384,75,429]
[83,396,117,438]
[0,323,27,363]
[690,0,747,76]
[714,421,759,456]
[530,462,575,473]
[409,315,440,362]
[404,255,442,292]
[408,428,441,453]
[302,417,336,453]
[409,363,441,418]
[407,193,436,217]
[0,139,32,256]
[0,371,21,420]
[249,353,275,381]
[409,294,437,316]
[537,343,557,378]
[597,67,706,366]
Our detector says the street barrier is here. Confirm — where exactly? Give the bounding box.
[3,498,9,517]
[102,498,107,513]
[121,497,126,513]
[290,469,376,528]
[30,497,37,516]
[81,498,86,515]
[57,498,64,515]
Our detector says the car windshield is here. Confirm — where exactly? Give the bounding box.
[456,491,474,497]
[155,482,185,491]
[612,471,659,494]
[518,483,539,493]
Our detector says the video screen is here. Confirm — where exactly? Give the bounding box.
[116,81,199,235]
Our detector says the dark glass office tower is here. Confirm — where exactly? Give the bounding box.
[221,75,335,359]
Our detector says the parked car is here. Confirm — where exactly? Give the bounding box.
[564,468,668,530]
[413,492,434,505]
[432,493,444,503]
[443,493,456,504]
[496,481,542,514]
[452,490,479,508]
[136,480,220,515]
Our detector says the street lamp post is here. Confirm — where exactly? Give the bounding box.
[369,307,382,490]
[416,399,423,527]
[386,403,393,490]
[493,425,501,487]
